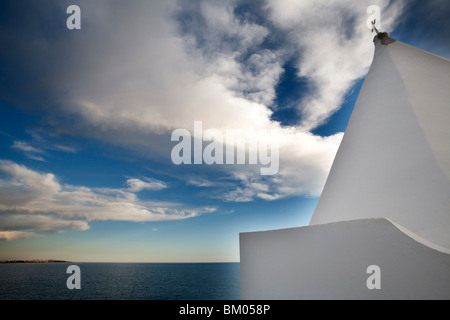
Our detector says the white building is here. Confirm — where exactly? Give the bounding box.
[239,33,450,299]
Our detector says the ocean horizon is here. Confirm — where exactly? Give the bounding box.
[0,262,241,300]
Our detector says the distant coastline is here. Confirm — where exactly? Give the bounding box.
[0,259,72,264]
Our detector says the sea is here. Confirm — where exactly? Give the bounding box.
[0,262,241,300]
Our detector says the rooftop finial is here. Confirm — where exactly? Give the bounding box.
[371,19,381,35]
[371,19,396,45]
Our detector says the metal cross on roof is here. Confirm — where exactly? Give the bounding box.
[371,19,381,35]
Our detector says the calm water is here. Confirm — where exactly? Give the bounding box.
[0,263,240,300]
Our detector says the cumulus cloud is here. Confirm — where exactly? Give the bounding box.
[265,0,406,129]
[126,178,168,192]
[220,129,343,201]
[0,0,406,204]
[0,160,215,237]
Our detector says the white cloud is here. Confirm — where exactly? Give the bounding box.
[12,141,46,161]
[219,128,343,201]
[12,141,45,154]
[0,1,406,203]
[0,214,89,233]
[265,0,406,129]
[126,178,167,192]
[0,160,215,238]
[0,160,61,197]
[11,131,78,162]
[187,178,221,188]
[54,0,345,201]
[0,231,39,242]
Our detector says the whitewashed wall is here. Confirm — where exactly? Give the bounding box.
[240,36,450,299]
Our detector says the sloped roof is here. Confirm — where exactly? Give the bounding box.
[310,34,450,249]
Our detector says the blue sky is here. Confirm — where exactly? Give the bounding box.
[0,0,449,262]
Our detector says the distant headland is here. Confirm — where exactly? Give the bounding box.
[0,259,72,264]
